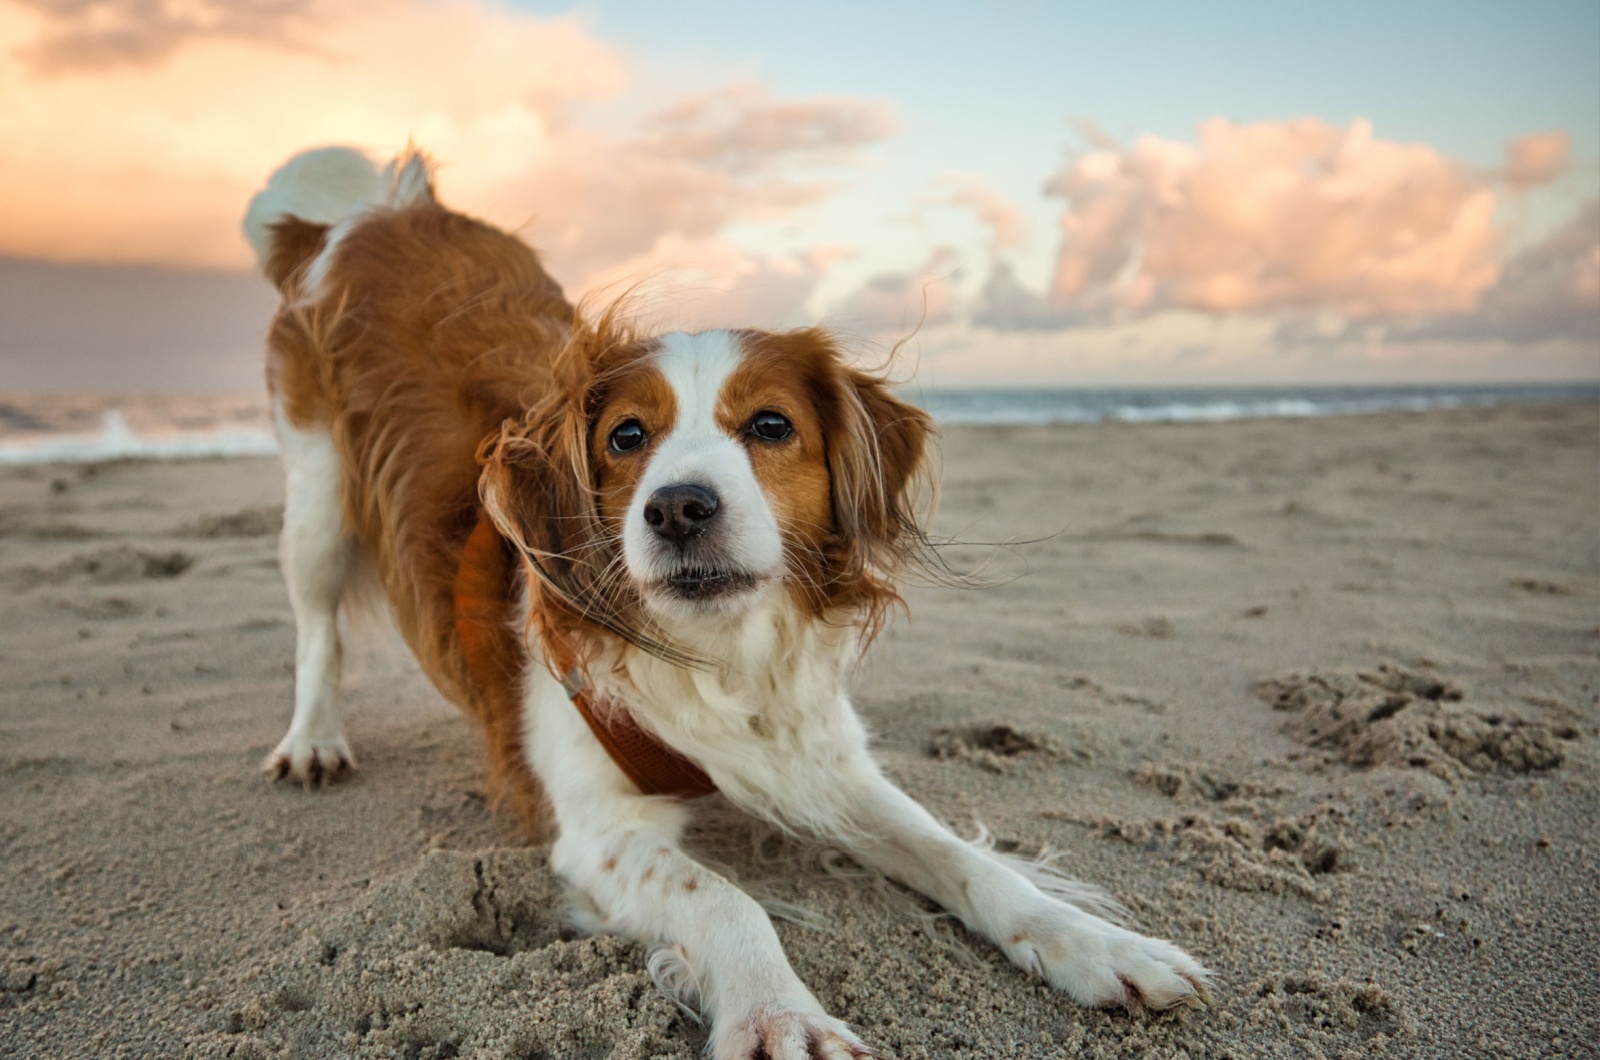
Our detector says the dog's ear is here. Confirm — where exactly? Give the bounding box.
[478,310,690,665]
[800,337,935,639]
[479,383,598,643]
[825,363,935,567]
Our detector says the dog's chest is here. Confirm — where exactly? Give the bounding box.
[590,601,864,795]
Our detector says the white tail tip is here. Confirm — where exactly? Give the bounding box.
[242,145,436,271]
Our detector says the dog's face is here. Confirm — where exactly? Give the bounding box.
[484,324,932,652]
[594,330,837,620]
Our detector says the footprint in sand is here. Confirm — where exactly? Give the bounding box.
[925,722,1090,774]
[7,546,195,591]
[181,506,284,538]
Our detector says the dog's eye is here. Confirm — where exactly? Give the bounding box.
[748,410,792,442]
[608,419,647,453]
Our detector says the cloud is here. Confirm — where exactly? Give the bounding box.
[1029,117,1504,322]
[971,260,1087,331]
[491,83,896,294]
[951,117,1593,381]
[0,0,894,299]
[588,237,838,334]
[943,180,1026,256]
[825,247,960,337]
[641,83,895,176]
[1387,200,1599,345]
[12,0,316,74]
[1500,132,1571,193]
[0,0,625,266]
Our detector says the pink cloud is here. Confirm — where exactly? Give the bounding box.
[579,236,836,334]
[1500,131,1571,192]
[0,0,893,309]
[487,83,896,295]
[944,180,1026,256]
[1039,117,1503,319]
[1388,199,1599,345]
[642,83,895,175]
[11,0,318,74]
[825,247,959,338]
[0,0,624,266]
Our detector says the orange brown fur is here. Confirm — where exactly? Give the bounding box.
[265,200,572,835]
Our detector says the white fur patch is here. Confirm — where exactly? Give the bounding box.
[621,331,785,609]
[243,146,384,268]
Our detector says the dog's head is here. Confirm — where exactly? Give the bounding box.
[481,316,933,662]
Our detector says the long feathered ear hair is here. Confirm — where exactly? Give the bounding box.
[478,304,703,671]
[802,330,943,646]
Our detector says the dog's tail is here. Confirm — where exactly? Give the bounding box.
[242,145,435,291]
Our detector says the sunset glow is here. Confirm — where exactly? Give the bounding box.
[1,0,1595,389]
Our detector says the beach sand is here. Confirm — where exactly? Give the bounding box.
[2,401,1596,1059]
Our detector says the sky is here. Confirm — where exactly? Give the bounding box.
[0,0,1596,392]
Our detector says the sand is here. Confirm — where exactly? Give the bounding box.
[2,400,1597,1059]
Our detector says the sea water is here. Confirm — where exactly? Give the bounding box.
[1,383,1594,464]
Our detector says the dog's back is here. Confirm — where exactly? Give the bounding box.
[247,148,568,826]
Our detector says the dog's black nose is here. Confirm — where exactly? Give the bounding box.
[644,484,720,545]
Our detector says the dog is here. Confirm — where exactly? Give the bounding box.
[243,146,1210,1059]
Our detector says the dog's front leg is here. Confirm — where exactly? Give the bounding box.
[791,746,1212,1013]
[524,675,871,1060]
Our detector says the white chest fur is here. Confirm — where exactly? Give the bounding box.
[588,592,878,830]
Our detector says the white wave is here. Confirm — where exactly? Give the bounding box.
[1110,399,1317,422]
[0,411,279,465]
[922,390,1518,426]
[928,408,1101,426]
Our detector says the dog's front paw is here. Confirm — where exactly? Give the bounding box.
[264,731,354,786]
[715,1004,873,1060]
[1003,902,1212,1012]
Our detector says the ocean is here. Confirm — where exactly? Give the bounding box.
[1,383,1595,464]
[911,382,1600,425]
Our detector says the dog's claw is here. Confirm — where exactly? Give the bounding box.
[263,735,354,787]
[1180,971,1216,1009]
[1116,974,1147,1013]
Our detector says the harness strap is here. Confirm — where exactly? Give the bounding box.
[454,510,717,800]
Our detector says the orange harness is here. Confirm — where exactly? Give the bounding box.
[453,511,717,800]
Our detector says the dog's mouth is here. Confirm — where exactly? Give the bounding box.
[656,565,758,602]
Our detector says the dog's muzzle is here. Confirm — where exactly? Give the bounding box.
[642,482,757,602]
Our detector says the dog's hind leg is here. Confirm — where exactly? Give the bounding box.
[265,405,356,784]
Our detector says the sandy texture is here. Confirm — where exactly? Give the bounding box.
[2,401,1597,1059]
